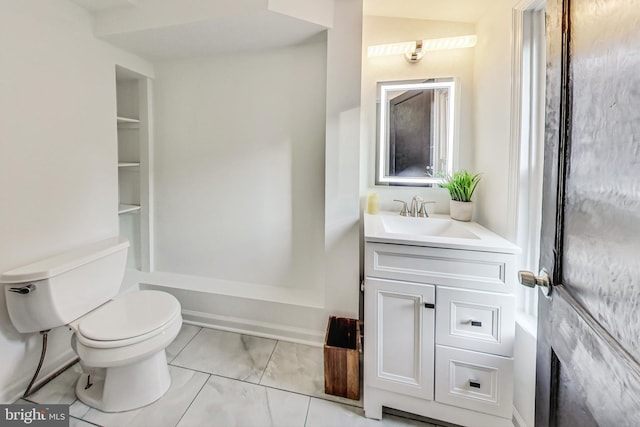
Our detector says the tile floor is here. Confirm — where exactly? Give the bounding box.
[18,325,440,427]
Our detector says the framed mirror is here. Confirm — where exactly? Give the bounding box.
[376,79,456,186]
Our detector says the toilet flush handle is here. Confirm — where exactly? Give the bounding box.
[8,284,36,294]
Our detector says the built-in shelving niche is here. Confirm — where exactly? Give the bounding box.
[116,65,153,272]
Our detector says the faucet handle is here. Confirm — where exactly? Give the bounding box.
[393,200,410,216]
[418,201,436,218]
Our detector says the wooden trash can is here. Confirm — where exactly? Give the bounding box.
[324,316,360,400]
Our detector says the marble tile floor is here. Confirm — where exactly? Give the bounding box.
[17,324,441,427]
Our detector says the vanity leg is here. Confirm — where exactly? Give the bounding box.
[364,397,383,420]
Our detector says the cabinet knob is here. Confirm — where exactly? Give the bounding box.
[423,302,435,309]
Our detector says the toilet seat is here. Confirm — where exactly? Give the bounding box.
[72,290,181,349]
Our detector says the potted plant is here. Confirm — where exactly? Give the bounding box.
[439,170,481,221]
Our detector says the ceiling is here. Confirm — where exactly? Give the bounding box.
[69,0,491,60]
[70,0,136,12]
[102,12,326,60]
[364,0,493,23]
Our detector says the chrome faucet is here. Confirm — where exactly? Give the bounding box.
[409,196,423,217]
[394,197,436,217]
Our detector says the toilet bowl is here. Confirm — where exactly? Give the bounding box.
[0,237,183,412]
[70,290,182,412]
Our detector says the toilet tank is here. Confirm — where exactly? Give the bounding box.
[0,237,129,333]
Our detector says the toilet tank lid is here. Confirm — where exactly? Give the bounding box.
[0,237,130,284]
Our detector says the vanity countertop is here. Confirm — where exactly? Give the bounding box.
[364,212,520,254]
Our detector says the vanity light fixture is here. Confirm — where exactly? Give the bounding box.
[368,35,478,63]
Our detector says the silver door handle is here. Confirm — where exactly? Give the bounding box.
[518,268,551,296]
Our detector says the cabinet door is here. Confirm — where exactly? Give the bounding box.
[364,278,435,400]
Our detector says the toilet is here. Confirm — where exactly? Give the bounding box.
[0,237,182,412]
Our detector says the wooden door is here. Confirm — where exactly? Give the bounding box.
[534,0,640,425]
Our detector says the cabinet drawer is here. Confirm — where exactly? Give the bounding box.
[435,345,513,419]
[365,243,515,293]
[436,287,514,356]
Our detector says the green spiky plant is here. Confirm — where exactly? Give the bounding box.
[439,170,481,202]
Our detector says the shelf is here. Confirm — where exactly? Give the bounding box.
[118,204,141,214]
[117,116,140,130]
[116,72,151,271]
[117,116,140,124]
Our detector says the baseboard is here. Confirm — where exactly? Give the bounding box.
[182,309,325,347]
[1,349,77,404]
[513,405,529,427]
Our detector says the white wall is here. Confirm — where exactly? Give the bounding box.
[0,0,152,403]
[473,0,518,238]
[153,37,327,291]
[473,3,537,426]
[360,16,476,215]
[323,0,363,320]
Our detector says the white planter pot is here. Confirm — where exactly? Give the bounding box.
[450,200,474,222]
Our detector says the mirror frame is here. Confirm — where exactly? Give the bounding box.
[376,80,457,186]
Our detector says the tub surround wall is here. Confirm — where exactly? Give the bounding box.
[147,37,331,343]
[153,39,327,290]
[144,0,363,343]
[0,0,153,403]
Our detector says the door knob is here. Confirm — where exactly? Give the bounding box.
[518,268,551,296]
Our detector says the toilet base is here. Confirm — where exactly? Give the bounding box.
[76,350,171,412]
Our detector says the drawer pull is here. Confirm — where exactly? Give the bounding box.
[469,380,481,389]
[424,302,435,309]
[462,319,483,327]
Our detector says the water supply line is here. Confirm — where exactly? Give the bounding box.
[23,329,50,398]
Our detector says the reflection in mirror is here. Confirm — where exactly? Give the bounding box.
[377,79,456,186]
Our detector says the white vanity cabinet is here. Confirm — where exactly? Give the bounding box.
[363,214,519,427]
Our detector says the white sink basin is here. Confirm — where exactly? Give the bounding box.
[364,212,520,253]
[380,215,480,240]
